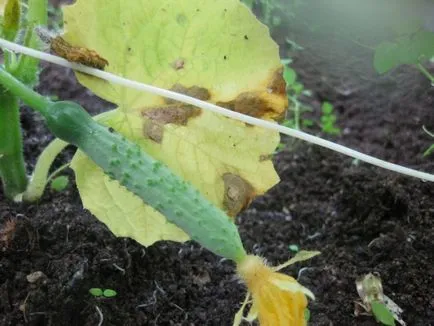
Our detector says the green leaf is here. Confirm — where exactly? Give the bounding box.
[283,66,296,87]
[321,102,333,114]
[89,288,104,297]
[50,175,69,192]
[304,308,311,321]
[103,289,117,298]
[65,0,287,247]
[371,301,396,326]
[302,119,313,127]
[374,30,434,74]
[292,82,303,94]
[288,244,299,252]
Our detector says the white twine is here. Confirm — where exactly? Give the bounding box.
[0,37,433,182]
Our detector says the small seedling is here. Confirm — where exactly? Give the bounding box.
[89,288,117,298]
[288,244,299,252]
[276,59,314,152]
[50,175,69,192]
[355,273,406,326]
[320,101,341,135]
[422,126,434,157]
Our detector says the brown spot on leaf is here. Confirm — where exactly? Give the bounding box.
[165,84,211,104]
[51,36,109,70]
[171,58,185,70]
[216,67,287,122]
[222,173,255,217]
[217,91,282,122]
[268,67,286,96]
[143,121,164,143]
[141,104,201,143]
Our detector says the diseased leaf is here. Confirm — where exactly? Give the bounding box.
[66,0,286,246]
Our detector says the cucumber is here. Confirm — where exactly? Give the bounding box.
[45,101,247,262]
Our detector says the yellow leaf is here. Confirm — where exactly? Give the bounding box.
[65,0,287,246]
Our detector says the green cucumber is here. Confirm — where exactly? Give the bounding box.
[45,101,246,262]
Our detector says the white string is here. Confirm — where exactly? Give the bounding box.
[0,37,433,182]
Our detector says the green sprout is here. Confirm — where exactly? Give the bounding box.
[320,101,341,136]
[50,175,69,192]
[288,244,300,252]
[356,273,405,326]
[281,60,313,131]
[89,288,118,298]
[276,59,313,153]
[422,126,434,157]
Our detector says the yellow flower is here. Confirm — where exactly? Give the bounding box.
[234,252,320,326]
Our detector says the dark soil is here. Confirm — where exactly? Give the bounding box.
[1,2,434,326]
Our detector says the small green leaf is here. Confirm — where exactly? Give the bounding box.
[304,308,311,321]
[288,244,299,252]
[292,82,303,94]
[371,300,396,326]
[89,288,104,297]
[302,119,314,127]
[283,66,296,87]
[50,175,69,192]
[103,289,117,298]
[321,102,333,114]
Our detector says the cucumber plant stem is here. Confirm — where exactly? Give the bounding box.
[0,91,27,198]
[0,67,51,114]
[23,138,68,201]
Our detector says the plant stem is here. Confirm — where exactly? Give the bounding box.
[14,0,47,85]
[416,62,434,84]
[23,138,68,201]
[0,67,51,114]
[289,97,300,130]
[0,91,28,199]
